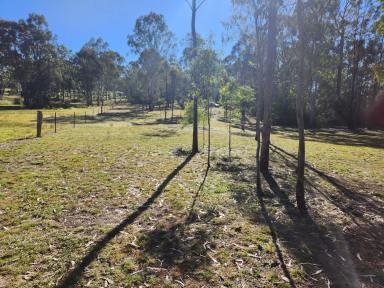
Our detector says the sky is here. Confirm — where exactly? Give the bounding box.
[0,0,234,61]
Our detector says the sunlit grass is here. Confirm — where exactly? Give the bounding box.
[0,106,382,287]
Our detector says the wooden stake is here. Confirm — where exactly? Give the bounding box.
[36,111,43,137]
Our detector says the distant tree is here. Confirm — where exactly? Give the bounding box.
[137,49,165,110]
[74,41,103,106]
[0,19,18,99]
[127,12,175,57]
[8,14,59,107]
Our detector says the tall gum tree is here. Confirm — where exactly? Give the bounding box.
[260,0,278,172]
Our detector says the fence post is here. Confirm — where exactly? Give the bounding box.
[84,112,87,123]
[73,112,76,128]
[54,112,57,133]
[36,111,43,137]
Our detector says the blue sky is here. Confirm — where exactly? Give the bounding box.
[0,0,233,61]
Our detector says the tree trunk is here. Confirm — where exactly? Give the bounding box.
[171,98,174,122]
[336,26,345,102]
[260,0,278,172]
[207,98,211,168]
[228,109,232,161]
[191,0,199,154]
[296,0,306,213]
[349,39,361,130]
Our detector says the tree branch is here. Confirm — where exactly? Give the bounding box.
[184,0,192,10]
[196,0,208,11]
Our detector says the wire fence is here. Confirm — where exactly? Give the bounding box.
[0,105,113,143]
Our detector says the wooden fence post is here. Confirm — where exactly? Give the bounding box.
[73,112,76,128]
[54,112,57,133]
[36,111,43,137]
[84,112,87,123]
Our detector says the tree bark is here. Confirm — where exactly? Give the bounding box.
[260,0,278,172]
[295,0,306,212]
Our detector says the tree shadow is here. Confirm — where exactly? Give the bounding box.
[262,170,362,287]
[270,144,384,220]
[134,165,215,284]
[137,219,212,279]
[216,158,297,287]
[187,165,209,221]
[272,127,384,149]
[142,129,178,138]
[57,154,194,288]
[255,176,297,288]
[131,117,182,126]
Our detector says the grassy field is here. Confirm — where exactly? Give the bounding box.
[0,106,383,287]
[0,106,107,143]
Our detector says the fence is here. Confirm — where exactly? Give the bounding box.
[35,105,113,138]
[0,105,112,143]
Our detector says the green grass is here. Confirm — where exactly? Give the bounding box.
[0,106,382,287]
[0,106,102,143]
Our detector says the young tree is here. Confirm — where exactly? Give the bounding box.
[185,0,208,154]
[190,48,220,166]
[296,0,306,212]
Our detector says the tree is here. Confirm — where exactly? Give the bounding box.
[190,48,220,166]
[9,14,59,107]
[185,0,208,154]
[74,40,103,106]
[295,0,306,212]
[127,12,175,57]
[137,49,166,110]
[260,0,279,172]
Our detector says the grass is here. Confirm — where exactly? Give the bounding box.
[0,106,105,143]
[0,106,383,288]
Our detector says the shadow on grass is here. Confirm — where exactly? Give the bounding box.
[256,174,297,288]
[270,144,384,220]
[261,170,362,287]
[138,222,212,274]
[57,154,194,288]
[142,129,178,138]
[272,127,384,149]
[187,165,210,221]
[221,154,365,287]
[131,117,182,126]
[215,157,297,287]
[134,165,215,283]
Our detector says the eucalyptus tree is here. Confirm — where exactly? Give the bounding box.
[74,40,103,106]
[136,48,166,110]
[127,12,176,58]
[260,0,279,172]
[185,0,209,154]
[295,0,306,212]
[190,48,220,166]
[1,14,60,107]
